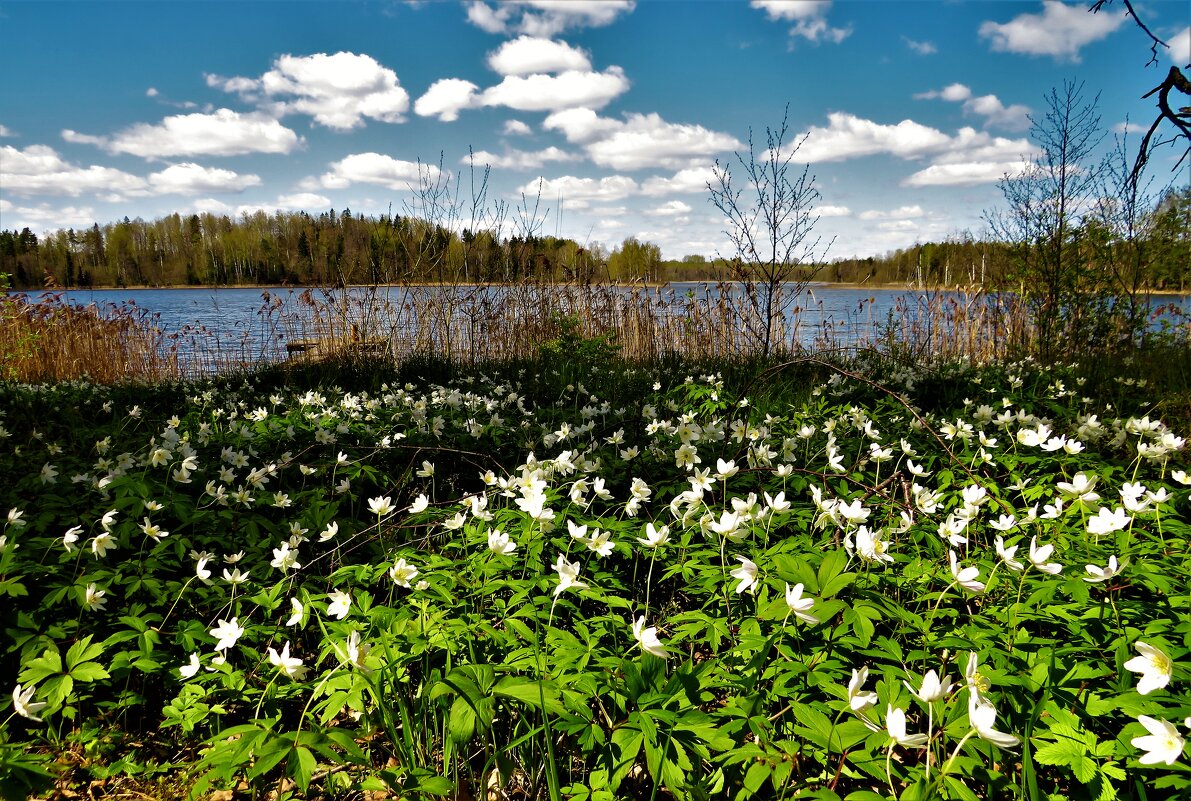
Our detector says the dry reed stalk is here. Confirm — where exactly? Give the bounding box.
[0,294,179,383]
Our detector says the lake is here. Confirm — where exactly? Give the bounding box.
[8,283,1189,369]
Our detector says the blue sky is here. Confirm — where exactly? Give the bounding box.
[1,1,1188,260]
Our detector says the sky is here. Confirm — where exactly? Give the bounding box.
[1,0,1188,260]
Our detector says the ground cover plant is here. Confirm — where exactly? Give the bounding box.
[1,353,1189,801]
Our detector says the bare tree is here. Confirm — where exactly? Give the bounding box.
[1089,1,1191,184]
[987,81,1106,360]
[708,106,830,359]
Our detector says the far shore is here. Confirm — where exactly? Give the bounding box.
[6,279,1189,297]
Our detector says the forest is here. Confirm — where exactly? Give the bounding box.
[0,186,1187,293]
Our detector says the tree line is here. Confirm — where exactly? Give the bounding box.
[2,186,1184,293]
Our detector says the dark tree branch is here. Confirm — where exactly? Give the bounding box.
[1089,2,1191,184]
[1090,0,1170,66]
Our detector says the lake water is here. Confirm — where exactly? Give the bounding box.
[8,283,1189,368]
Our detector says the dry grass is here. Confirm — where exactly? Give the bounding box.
[8,280,1155,383]
[0,293,179,383]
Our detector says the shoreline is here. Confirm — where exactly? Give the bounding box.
[6,280,1189,298]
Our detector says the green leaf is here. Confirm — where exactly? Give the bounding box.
[447,696,477,745]
[288,746,317,792]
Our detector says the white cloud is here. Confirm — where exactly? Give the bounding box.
[1170,26,1190,65]
[797,112,950,162]
[519,174,638,208]
[816,204,852,217]
[544,109,740,170]
[914,83,972,102]
[146,87,159,98]
[480,67,629,112]
[903,36,937,55]
[640,165,718,196]
[1,144,147,197]
[0,124,13,137]
[963,94,1031,131]
[466,146,578,170]
[0,198,96,232]
[750,0,829,21]
[916,84,1030,130]
[190,198,233,214]
[750,0,851,44]
[903,160,1023,187]
[209,51,411,129]
[503,119,533,136]
[487,36,591,75]
[71,109,302,158]
[465,1,635,37]
[147,163,261,194]
[1,144,263,201]
[61,129,108,147]
[979,1,1125,62]
[1112,121,1147,135]
[858,205,924,221]
[275,192,332,210]
[414,78,480,122]
[789,112,1033,187]
[315,152,437,191]
[466,1,510,33]
[876,219,921,233]
[644,200,692,217]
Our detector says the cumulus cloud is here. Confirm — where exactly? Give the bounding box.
[0,198,96,232]
[481,68,630,112]
[487,36,592,75]
[2,144,147,197]
[416,34,628,120]
[858,205,924,221]
[66,109,302,158]
[314,152,437,191]
[190,198,234,214]
[903,36,937,55]
[518,174,638,208]
[503,119,533,136]
[915,83,1030,130]
[789,112,1033,187]
[902,126,1034,186]
[416,68,629,118]
[914,83,972,102]
[544,109,740,170]
[750,0,851,44]
[275,192,332,210]
[1170,26,1191,65]
[1,144,263,201]
[466,146,578,170]
[207,51,411,129]
[816,204,852,217]
[465,1,635,37]
[644,200,692,217]
[979,1,1125,62]
[146,163,261,194]
[963,94,1031,131]
[902,161,1022,187]
[797,112,950,162]
[0,124,16,138]
[640,165,718,196]
[414,78,480,122]
[61,129,108,146]
[1112,121,1147,135]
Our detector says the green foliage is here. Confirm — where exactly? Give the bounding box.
[0,354,1188,799]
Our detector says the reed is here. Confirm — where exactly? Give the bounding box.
[0,293,179,383]
[4,279,1183,384]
